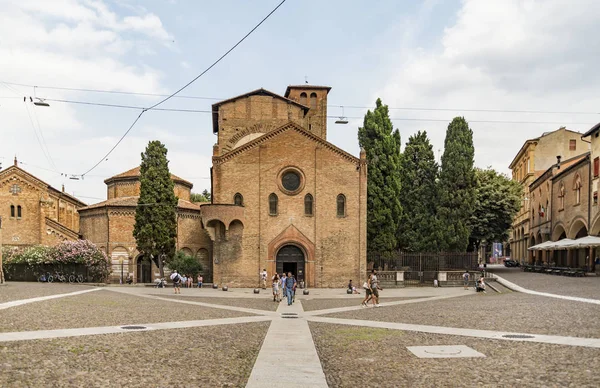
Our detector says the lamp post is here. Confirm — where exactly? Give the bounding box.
[119,257,123,285]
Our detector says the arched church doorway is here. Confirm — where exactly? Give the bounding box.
[276,245,305,283]
[137,255,152,283]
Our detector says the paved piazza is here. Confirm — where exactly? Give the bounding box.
[1,269,599,387]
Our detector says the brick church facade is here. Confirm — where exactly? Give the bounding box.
[3,84,367,288]
[0,158,85,248]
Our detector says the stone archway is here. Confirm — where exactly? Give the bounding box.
[276,244,306,284]
[136,255,152,283]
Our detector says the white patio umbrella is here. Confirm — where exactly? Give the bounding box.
[567,235,600,248]
[527,240,556,251]
[550,239,576,250]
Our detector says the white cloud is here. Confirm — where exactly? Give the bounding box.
[0,0,211,201]
[376,0,600,174]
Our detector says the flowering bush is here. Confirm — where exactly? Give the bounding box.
[1,240,110,281]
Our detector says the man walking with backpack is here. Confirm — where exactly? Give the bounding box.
[170,270,181,294]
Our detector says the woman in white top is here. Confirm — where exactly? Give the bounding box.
[272,274,280,302]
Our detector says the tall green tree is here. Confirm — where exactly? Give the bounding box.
[398,131,440,251]
[438,117,476,252]
[469,168,521,250]
[190,189,211,203]
[358,98,402,252]
[133,141,178,277]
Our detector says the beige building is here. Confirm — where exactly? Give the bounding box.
[509,127,589,262]
[0,158,85,248]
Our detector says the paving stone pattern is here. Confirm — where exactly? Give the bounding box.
[490,267,600,299]
[0,282,94,303]
[324,292,600,338]
[155,295,280,311]
[0,323,269,388]
[309,322,600,388]
[0,290,253,333]
[301,297,422,312]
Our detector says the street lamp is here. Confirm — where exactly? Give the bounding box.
[119,257,125,284]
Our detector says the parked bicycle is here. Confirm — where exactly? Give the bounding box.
[37,271,53,283]
[68,273,84,283]
[53,271,67,283]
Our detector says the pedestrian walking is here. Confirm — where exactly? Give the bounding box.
[281,273,287,299]
[463,270,470,290]
[369,269,381,307]
[361,279,372,307]
[272,273,280,302]
[285,272,296,306]
[170,270,181,294]
[260,269,268,289]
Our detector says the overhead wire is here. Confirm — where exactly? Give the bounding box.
[22,96,598,126]
[79,0,288,178]
[2,80,599,116]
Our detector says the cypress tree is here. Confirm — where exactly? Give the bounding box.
[438,117,476,252]
[358,98,402,252]
[398,131,440,252]
[133,141,178,277]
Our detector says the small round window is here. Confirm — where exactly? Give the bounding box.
[282,171,301,191]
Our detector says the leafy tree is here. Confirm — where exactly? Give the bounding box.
[469,168,521,251]
[169,250,203,277]
[190,189,211,203]
[358,98,402,252]
[133,141,178,278]
[438,117,476,252]
[398,131,440,251]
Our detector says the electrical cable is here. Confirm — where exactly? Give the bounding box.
[79,0,288,178]
[2,80,599,116]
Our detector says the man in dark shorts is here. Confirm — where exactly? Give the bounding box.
[170,270,181,294]
[369,269,381,307]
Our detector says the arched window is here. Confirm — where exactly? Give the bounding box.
[559,182,565,210]
[10,205,15,218]
[269,193,278,216]
[573,174,582,205]
[310,92,317,109]
[17,205,22,218]
[304,194,313,216]
[336,194,346,217]
[299,92,307,106]
[234,193,243,206]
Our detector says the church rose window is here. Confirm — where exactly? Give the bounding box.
[282,171,301,192]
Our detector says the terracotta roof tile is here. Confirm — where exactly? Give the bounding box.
[79,196,200,212]
[104,166,192,187]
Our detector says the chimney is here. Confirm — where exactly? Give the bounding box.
[556,155,562,169]
[14,156,17,166]
[62,184,65,193]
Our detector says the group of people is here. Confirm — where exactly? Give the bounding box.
[169,270,204,294]
[361,269,382,307]
[270,272,297,305]
[462,270,486,292]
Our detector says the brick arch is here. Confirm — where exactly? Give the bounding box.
[552,223,567,241]
[590,212,600,236]
[568,217,588,239]
[268,225,315,287]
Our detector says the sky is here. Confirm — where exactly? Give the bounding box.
[1,0,599,205]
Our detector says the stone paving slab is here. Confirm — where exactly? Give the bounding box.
[246,300,328,388]
[0,283,95,304]
[301,297,422,312]
[0,322,270,388]
[0,290,253,333]
[309,322,600,388]
[156,295,280,311]
[322,292,600,338]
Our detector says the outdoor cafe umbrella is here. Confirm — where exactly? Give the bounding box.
[563,235,600,249]
[528,240,556,251]
[548,239,576,250]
